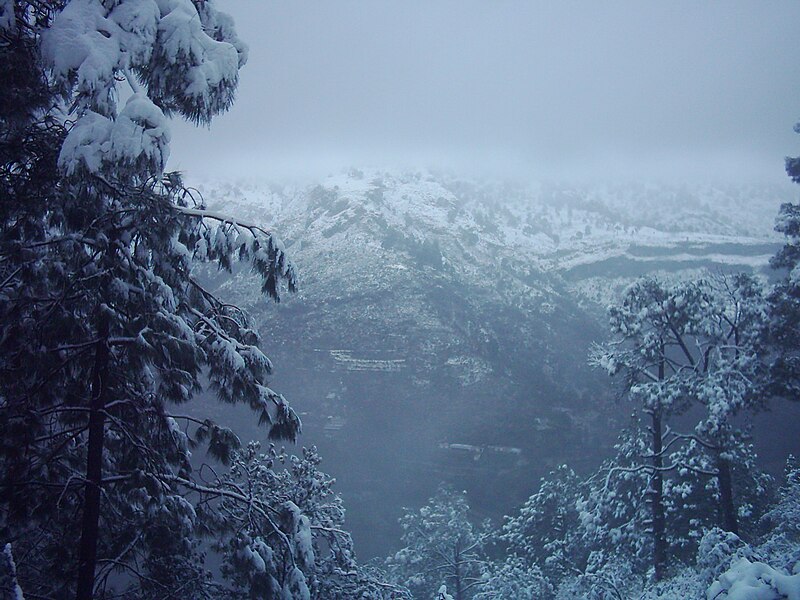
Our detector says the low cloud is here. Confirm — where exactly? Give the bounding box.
[168,0,800,184]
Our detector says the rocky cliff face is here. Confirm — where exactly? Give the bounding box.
[192,170,791,558]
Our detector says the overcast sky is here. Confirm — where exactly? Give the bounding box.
[168,1,800,183]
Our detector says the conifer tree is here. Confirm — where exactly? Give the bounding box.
[500,464,585,585]
[769,122,800,401]
[0,2,300,597]
[592,278,704,579]
[591,274,770,579]
[216,443,406,600]
[387,486,490,600]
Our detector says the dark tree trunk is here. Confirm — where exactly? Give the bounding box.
[650,408,667,582]
[454,542,463,600]
[717,453,739,535]
[75,317,110,600]
[650,352,667,581]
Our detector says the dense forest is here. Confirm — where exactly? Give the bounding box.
[1,1,799,599]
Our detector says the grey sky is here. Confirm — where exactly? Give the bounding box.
[168,1,800,183]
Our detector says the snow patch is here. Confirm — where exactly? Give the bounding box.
[708,557,800,600]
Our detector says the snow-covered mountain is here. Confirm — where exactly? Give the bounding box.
[192,170,793,558]
[197,169,787,303]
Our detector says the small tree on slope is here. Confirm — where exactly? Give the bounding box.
[216,443,406,600]
[500,464,585,585]
[387,486,490,600]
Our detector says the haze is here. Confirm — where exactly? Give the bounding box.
[168,1,800,183]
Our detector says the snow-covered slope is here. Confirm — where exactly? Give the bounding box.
[195,170,788,315]
[197,170,786,283]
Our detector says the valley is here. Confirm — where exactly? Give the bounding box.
[193,171,795,558]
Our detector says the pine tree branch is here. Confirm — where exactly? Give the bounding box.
[173,206,275,239]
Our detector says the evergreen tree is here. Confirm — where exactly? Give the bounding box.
[473,557,552,600]
[591,278,705,579]
[575,422,658,576]
[387,486,490,600]
[759,456,800,571]
[500,464,585,585]
[215,443,405,600]
[769,122,800,400]
[591,274,770,579]
[0,2,301,597]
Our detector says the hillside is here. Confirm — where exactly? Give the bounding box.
[192,171,793,558]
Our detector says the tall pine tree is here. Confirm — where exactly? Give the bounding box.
[591,274,770,579]
[0,2,300,597]
[769,122,800,401]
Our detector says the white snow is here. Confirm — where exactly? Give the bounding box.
[58,94,170,178]
[156,0,240,99]
[282,566,311,600]
[109,0,160,65]
[295,514,315,567]
[707,557,800,600]
[58,111,114,176]
[282,501,315,568]
[41,0,118,98]
[109,94,171,173]
[3,543,25,600]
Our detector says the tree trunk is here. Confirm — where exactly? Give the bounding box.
[650,408,667,582]
[650,351,667,581]
[716,452,739,535]
[453,542,463,600]
[75,316,110,600]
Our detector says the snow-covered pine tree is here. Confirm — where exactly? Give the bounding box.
[682,273,772,538]
[591,277,706,579]
[472,557,552,600]
[496,436,657,598]
[387,486,490,600]
[0,2,300,597]
[575,422,656,576]
[769,122,800,401]
[214,443,406,600]
[758,456,800,571]
[499,464,585,586]
[591,274,770,580]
